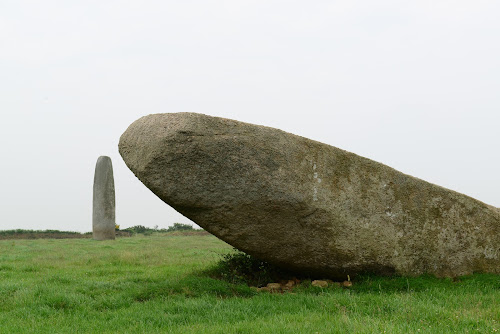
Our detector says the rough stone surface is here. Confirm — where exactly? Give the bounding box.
[118,113,500,278]
[93,156,115,240]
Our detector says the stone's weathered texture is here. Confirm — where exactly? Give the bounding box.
[93,156,115,240]
[119,113,500,278]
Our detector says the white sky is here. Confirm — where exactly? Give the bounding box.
[1,1,499,232]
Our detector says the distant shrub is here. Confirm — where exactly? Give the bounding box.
[126,225,148,234]
[167,223,196,232]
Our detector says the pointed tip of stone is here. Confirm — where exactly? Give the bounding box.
[96,155,112,164]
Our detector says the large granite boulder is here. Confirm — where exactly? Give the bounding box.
[119,113,500,278]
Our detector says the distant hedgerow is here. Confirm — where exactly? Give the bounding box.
[0,229,82,236]
[122,223,202,235]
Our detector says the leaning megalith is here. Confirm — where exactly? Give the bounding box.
[93,156,116,240]
[118,113,499,278]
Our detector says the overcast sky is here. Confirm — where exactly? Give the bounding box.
[1,1,499,232]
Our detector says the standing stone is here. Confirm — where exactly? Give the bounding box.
[118,113,500,278]
[93,156,115,240]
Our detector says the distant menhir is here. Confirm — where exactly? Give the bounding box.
[92,156,115,240]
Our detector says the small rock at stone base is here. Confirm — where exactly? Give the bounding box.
[342,281,353,287]
[267,283,281,291]
[312,280,329,288]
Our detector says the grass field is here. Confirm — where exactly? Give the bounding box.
[0,234,498,333]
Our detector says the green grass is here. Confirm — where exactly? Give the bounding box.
[0,235,498,333]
